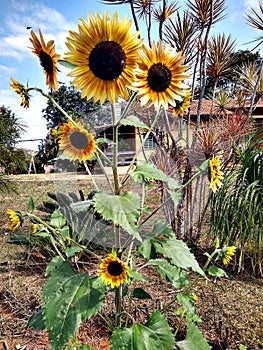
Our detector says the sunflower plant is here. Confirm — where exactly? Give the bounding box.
[8,10,230,350]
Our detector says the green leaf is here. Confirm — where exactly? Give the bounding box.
[93,191,141,241]
[27,196,35,212]
[70,200,93,213]
[129,269,147,281]
[64,246,83,258]
[154,237,205,276]
[131,161,181,190]
[167,189,182,207]
[42,262,106,349]
[208,265,227,277]
[110,310,174,350]
[195,159,209,174]
[120,115,149,129]
[28,309,45,331]
[177,293,195,316]
[58,59,77,69]
[96,137,114,145]
[50,209,67,228]
[176,321,212,350]
[137,220,174,259]
[148,259,189,288]
[133,287,151,299]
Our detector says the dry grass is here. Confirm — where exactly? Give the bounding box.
[0,174,263,350]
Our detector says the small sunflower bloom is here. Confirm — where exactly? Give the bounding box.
[132,41,189,110]
[64,11,142,105]
[6,209,23,231]
[58,121,96,162]
[220,246,236,265]
[209,155,224,193]
[29,29,60,91]
[98,253,130,288]
[32,224,39,234]
[172,90,192,117]
[10,78,30,108]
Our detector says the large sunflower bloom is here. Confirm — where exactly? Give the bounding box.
[29,30,60,91]
[220,246,236,265]
[132,41,189,110]
[172,90,192,117]
[209,155,224,193]
[6,209,23,231]
[98,253,129,288]
[10,78,30,108]
[64,11,142,105]
[58,121,96,162]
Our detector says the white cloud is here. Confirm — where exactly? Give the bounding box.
[244,0,259,10]
[0,1,74,61]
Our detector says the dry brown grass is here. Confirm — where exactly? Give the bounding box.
[0,174,263,350]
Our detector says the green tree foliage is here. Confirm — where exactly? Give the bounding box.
[0,105,27,176]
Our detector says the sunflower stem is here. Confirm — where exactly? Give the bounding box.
[83,160,99,191]
[116,91,138,126]
[30,88,77,126]
[115,285,122,327]
[95,152,115,194]
[120,107,163,186]
[111,103,120,195]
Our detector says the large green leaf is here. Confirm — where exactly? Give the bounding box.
[120,115,149,129]
[42,261,106,350]
[176,321,212,350]
[131,161,181,190]
[154,237,205,276]
[110,310,174,350]
[50,209,67,228]
[93,191,141,241]
[149,259,189,288]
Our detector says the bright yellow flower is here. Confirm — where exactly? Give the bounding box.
[58,121,96,162]
[64,11,142,105]
[6,209,23,231]
[29,30,60,91]
[220,246,236,265]
[32,224,39,234]
[10,78,30,108]
[209,155,224,193]
[172,90,192,117]
[132,41,189,110]
[98,253,129,288]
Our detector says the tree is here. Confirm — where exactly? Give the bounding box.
[0,106,27,179]
[42,85,101,130]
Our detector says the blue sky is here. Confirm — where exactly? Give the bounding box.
[0,0,261,150]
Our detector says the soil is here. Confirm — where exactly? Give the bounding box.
[1,174,263,350]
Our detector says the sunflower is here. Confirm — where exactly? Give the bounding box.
[64,11,142,105]
[98,253,129,288]
[10,78,30,108]
[29,30,60,91]
[32,224,39,234]
[172,90,192,117]
[219,246,236,265]
[132,41,189,110]
[209,155,224,193]
[58,121,96,162]
[6,209,23,231]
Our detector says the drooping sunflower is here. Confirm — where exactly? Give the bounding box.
[209,155,224,193]
[132,41,189,110]
[58,121,96,162]
[98,253,129,288]
[29,30,60,91]
[64,11,142,105]
[10,78,30,108]
[219,246,236,265]
[6,209,23,231]
[172,90,192,117]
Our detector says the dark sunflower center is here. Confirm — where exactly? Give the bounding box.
[39,50,54,74]
[70,131,89,150]
[148,63,172,92]
[89,41,126,80]
[107,261,123,276]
